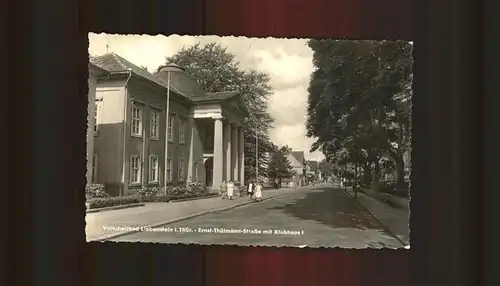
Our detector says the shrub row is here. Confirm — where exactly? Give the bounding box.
[86,181,212,209]
[88,196,141,209]
[86,184,109,200]
[87,192,216,209]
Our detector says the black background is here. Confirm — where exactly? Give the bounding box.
[5,0,488,284]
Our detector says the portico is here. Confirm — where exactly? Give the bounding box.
[188,92,249,191]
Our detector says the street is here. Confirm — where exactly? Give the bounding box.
[109,186,403,248]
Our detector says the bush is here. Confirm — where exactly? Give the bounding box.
[169,192,214,201]
[138,194,170,203]
[87,183,212,209]
[165,186,187,197]
[136,182,209,203]
[87,196,140,209]
[186,181,209,195]
[86,184,109,200]
[137,185,164,198]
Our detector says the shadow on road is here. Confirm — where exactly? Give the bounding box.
[269,188,384,230]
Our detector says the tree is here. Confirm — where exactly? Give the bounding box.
[140,65,149,72]
[267,151,293,185]
[160,42,275,182]
[306,40,413,188]
[318,159,334,179]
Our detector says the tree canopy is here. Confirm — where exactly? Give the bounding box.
[306,40,413,188]
[267,151,293,182]
[161,42,275,181]
[318,159,335,178]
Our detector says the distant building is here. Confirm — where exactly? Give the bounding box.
[307,160,320,180]
[284,151,307,187]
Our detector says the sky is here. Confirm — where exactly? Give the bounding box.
[88,33,324,162]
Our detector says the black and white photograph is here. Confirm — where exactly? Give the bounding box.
[85,33,412,248]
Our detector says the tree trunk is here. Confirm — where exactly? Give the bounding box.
[362,164,372,187]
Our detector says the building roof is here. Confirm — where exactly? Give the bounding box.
[90,53,249,116]
[307,160,319,171]
[88,62,108,74]
[156,67,206,98]
[290,151,305,165]
[90,53,188,98]
[192,91,240,101]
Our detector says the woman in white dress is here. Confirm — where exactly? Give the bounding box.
[254,181,263,202]
[226,181,235,200]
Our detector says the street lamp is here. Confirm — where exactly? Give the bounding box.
[255,122,258,183]
[158,63,183,195]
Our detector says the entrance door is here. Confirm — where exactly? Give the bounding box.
[204,157,213,187]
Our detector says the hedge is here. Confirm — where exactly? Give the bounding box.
[87,193,217,209]
[87,181,213,209]
[88,196,140,209]
[86,184,109,200]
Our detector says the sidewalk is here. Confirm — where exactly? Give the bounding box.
[85,187,300,241]
[345,188,410,246]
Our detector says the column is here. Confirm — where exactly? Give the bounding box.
[212,115,224,190]
[223,122,232,181]
[231,126,239,182]
[187,118,195,182]
[239,127,245,186]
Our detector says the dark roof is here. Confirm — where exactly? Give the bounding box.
[191,91,239,102]
[90,53,187,97]
[290,151,305,165]
[307,160,319,170]
[90,53,249,114]
[88,62,108,74]
[157,70,206,98]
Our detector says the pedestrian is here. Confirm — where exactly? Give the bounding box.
[254,181,263,202]
[227,181,234,200]
[220,180,227,199]
[247,180,254,200]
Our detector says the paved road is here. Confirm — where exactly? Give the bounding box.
[111,186,403,248]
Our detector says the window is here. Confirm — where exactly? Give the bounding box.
[179,119,185,144]
[166,158,173,181]
[91,154,98,183]
[150,111,160,139]
[167,116,174,141]
[131,104,143,136]
[93,100,102,133]
[194,162,199,181]
[130,155,141,184]
[149,155,159,183]
[178,157,185,181]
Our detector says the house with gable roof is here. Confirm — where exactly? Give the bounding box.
[284,151,307,187]
[88,53,249,196]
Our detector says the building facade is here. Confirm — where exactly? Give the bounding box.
[87,63,108,185]
[285,151,306,187]
[89,53,248,196]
